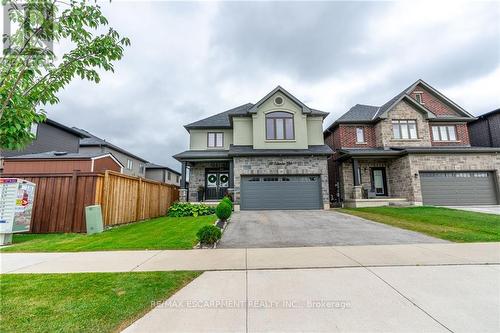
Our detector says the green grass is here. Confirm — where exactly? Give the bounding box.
[339,206,500,242]
[1,215,216,252]
[0,271,200,333]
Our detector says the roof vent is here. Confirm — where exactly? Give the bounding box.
[53,151,68,156]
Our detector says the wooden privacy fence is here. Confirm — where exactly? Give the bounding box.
[1,170,179,233]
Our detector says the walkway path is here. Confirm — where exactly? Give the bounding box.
[2,242,499,274]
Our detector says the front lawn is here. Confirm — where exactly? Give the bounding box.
[1,215,216,252]
[339,206,500,242]
[0,271,200,333]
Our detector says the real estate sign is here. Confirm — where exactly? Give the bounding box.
[0,178,36,234]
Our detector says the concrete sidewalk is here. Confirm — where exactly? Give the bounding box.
[123,264,500,333]
[1,242,499,274]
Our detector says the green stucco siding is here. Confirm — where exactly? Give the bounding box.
[252,92,309,149]
[189,129,233,150]
[233,118,253,145]
[307,118,324,145]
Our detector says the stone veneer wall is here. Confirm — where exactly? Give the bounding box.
[375,100,432,148]
[233,156,329,207]
[188,161,229,202]
[340,159,392,199]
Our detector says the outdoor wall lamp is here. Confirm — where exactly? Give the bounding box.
[414,173,419,178]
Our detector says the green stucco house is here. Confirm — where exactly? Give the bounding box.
[174,86,332,210]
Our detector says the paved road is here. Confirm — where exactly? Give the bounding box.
[219,210,445,248]
[123,264,500,333]
[444,205,500,215]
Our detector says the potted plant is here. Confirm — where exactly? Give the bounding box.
[197,185,204,202]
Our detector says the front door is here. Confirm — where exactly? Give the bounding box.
[371,168,388,196]
[205,171,229,200]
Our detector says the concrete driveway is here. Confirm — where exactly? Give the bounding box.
[444,205,500,215]
[218,210,444,248]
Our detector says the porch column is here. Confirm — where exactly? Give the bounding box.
[179,161,188,202]
[352,159,363,200]
[228,160,234,188]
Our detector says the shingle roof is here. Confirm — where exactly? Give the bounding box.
[173,150,230,161]
[144,162,180,175]
[6,151,112,159]
[336,104,380,122]
[72,127,149,163]
[184,86,329,130]
[184,103,254,129]
[228,145,333,157]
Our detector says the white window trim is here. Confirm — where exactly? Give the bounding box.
[355,127,365,144]
[207,132,224,148]
[392,120,418,140]
[431,125,458,142]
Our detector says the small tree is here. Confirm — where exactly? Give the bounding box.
[0,0,130,149]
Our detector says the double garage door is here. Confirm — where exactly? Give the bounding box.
[420,171,498,206]
[240,175,322,210]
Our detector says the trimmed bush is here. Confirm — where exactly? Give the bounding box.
[215,201,232,221]
[196,225,222,246]
[222,196,233,210]
[167,202,215,217]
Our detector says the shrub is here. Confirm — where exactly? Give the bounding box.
[167,202,215,217]
[215,201,232,221]
[222,196,233,210]
[196,225,222,246]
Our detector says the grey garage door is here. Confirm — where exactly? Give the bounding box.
[240,175,323,210]
[420,171,498,206]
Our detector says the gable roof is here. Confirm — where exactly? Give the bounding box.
[44,119,87,138]
[248,86,312,114]
[72,127,149,163]
[184,86,328,131]
[326,79,474,131]
[145,162,181,175]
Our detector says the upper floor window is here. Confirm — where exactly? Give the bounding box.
[127,159,133,170]
[356,127,365,143]
[266,112,294,140]
[392,120,417,139]
[432,125,457,141]
[414,92,423,104]
[208,132,224,148]
[167,171,171,180]
[176,175,180,183]
[139,163,144,174]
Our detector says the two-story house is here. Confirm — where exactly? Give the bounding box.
[324,79,500,207]
[145,163,181,185]
[468,108,500,147]
[174,86,332,210]
[72,128,148,177]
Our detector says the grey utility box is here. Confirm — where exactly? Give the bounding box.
[85,205,104,235]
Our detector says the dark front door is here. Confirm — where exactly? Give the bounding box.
[205,171,229,200]
[371,167,388,196]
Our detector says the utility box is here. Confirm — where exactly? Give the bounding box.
[85,205,104,234]
[0,178,36,245]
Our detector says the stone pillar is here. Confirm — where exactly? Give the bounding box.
[352,185,363,199]
[179,188,188,202]
[352,159,361,186]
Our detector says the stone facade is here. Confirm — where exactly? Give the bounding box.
[375,100,432,148]
[187,161,230,202]
[233,156,329,207]
[339,153,500,204]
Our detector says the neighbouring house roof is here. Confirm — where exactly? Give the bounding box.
[43,119,87,138]
[72,127,149,163]
[144,162,181,175]
[326,79,476,132]
[5,151,123,164]
[336,146,500,161]
[184,86,329,131]
[228,145,333,157]
[473,108,500,120]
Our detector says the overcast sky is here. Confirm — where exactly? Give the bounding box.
[45,0,499,171]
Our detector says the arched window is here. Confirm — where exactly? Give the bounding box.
[266,112,294,140]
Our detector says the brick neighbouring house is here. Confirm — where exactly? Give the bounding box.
[324,79,500,207]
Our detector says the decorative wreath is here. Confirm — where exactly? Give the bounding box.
[220,175,229,183]
[208,175,217,183]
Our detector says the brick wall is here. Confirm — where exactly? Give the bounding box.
[409,84,460,116]
[430,123,470,146]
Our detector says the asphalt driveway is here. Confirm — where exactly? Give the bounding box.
[218,210,445,248]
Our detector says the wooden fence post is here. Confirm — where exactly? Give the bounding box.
[102,170,110,226]
[136,177,143,221]
[66,170,79,232]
